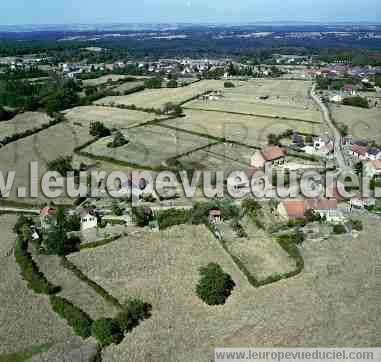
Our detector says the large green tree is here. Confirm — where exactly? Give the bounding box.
[196,263,235,305]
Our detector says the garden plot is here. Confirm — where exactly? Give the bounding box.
[66,216,381,361]
[0,122,93,204]
[82,124,213,168]
[64,105,158,129]
[0,112,52,143]
[94,79,231,109]
[174,142,253,173]
[162,109,326,148]
[221,216,297,282]
[0,215,74,355]
[185,79,321,123]
[330,104,381,144]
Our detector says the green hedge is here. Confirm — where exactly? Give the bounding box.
[50,295,93,338]
[14,238,60,295]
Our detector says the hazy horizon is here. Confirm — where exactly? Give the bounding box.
[0,0,380,26]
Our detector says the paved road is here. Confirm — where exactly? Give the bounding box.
[310,85,351,173]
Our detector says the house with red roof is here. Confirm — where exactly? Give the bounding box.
[40,206,57,230]
[251,146,286,169]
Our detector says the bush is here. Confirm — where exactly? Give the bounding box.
[157,208,191,229]
[50,296,93,338]
[116,298,152,332]
[224,81,235,88]
[107,131,128,148]
[351,220,363,231]
[47,156,73,175]
[342,96,369,108]
[333,224,346,234]
[91,318,124,346]
[89,121,111,137]
[14,238,60,295]
[167,79,178,88]
[196,263,235,305]
[144,77,162,89]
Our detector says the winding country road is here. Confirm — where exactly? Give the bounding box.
[310,84,351,172]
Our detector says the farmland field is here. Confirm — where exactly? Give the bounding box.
[0,112,52,143]
[112,80,144,93]
[174,142,253,173]
[82,74,142,87]
[0,122,93,204]
[0,215,74,355]
[222,216,297,282]
[66,217,381,361]
[64,105,158,129]
[94,79,235,109]
[82,124,214,168]
[330,104,381,143]
[162,109,326,147]
[185,79,321,122]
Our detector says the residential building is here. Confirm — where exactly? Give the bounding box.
[251,146,286,169]
[349,193,376,209]
[79,208,98,230]
[209,208,222,224]
[365,160,381,178]
[351,144,368,160]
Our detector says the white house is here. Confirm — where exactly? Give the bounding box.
[80,208,98,230]
[365,160,381,179]
[350,193,376,209]
[330,94,343,103]
[365,148,381,161]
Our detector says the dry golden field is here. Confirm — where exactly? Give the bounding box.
[0,215,74,355]
[162,109,326,147]
[82,124,213,168]
[330,104,381,143]
[185,79,322,122]
[223,217,297,282]
[82,74,139,87]
[174,142,253,173]
[0,112,52,142]
[0,122,93,204]
[64,105,158,129]
[94,80,236,109]
[65,217,381,361]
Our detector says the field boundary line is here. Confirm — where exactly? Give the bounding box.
[183,106,321,125]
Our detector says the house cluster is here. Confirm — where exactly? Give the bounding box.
[348,140,381,161]
[302,133,334,158]
[40,206,98,231]
[277,198,346,224]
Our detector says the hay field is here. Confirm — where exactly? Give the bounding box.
[82,74,136,87]
[330,104,381,143]
[174,142,253,173]
[223,217,296,282]
[94,80,232,109]
[0,122,93,204]
[0,215,74,355]
[64,105,158,129]
[0,112,52,142]
[82,125,213,168]
[66,216,381,361]
[185,79,321,122]
[162,109,326,147]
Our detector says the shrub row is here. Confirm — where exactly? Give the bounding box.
[50,295,93,338]
[14,238,61,295]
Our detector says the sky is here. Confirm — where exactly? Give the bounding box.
[0,0,380,25]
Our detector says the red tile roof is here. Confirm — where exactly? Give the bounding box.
[352,144,368,156]
[306,199,337,210]
[40,206,56,217]
[281,200,306,219]
[261,146,285,161]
